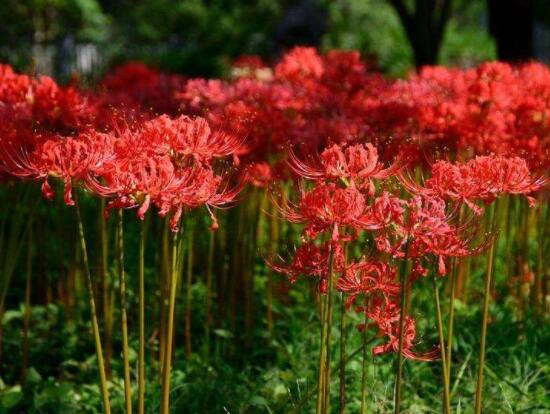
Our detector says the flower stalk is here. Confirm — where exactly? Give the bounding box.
[75,191,111,414]
[117,209,132,414]
[474,206,497,414]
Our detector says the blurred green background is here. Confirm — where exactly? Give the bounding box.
[3,0,550,80]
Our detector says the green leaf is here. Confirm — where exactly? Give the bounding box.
[25,367,42,385]
[213,329,234,339]
[2,310,22,324]
[249,395,268,406]
[0,386,23,410]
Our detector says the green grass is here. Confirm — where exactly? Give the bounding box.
[1,268,548,413]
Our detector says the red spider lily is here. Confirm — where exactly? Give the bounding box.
[153,165,241,232]
[74,113,242,229]
[268,241,345,293]
[472,156,547,205]
[371,191,407,228]
[274,47,324,83]
[0,65,94,133]
[1,133,111,205]
[90,152,181,217]
[278,182,381,240]
[288,143,404,193]
[140,115,243,164]
[100,61,186,116]
[243,162,272,188]
[336,260,399,308]
[401,155,547,214]
[367,299,439,361]
[372,195,485,276]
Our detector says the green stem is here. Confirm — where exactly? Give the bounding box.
[360,300,369,414]
[316,290,327,414]
[21,218,32,383]
[445,259,457,385]
[474,211,497,414]
[446,205,465,381]
[158,220,170,378]
[324,249,334,414]
[338,293,346,414]
[394,244,409,414]
[432,275,451,414]
[99,199,113,379]
[185,227,194,358]
[161,227,181,414]
[317,241,335,414]
[204,230,215,358]
[75,192,111,414]
[117,209,132,414]
[138,218,146,414]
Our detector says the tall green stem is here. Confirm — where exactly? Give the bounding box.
[316,242,334,414]
[474,204,497,414]
[99,199,113,379]
[75,192,111,414]
[432,275,451,414]
[138,218,146,414]
[204,230,215,358]
[394,244,409,414]
[324,254,334,413]
[316,289,327,414]
[445,259,457,383]
[185,227,194,357]
[338,292,346,414]
[158,220,170,377]
[117,210,132,414]
[360,299,369,414]
[21,218,32,383]
[161,227,181,414]
[446,206,465,380]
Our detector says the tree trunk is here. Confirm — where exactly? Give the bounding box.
[389,0,453,68]
[488,0,533,62]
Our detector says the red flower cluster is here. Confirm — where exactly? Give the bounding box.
[0,51,547,354]
[401,155,546,214]
[0,69,240,230]
[0,64,94,134]
[99,62,186,118]
[269,135,543,360]
[270,141,487,360]
[370,62,550,167]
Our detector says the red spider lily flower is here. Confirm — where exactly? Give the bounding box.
[288,143,403,193]
[141,115,243,164]
[278,182,380,240]
[274,47,324,82]
[372,194,489,276]
[0,64,33,119]
[90,152,181,219]
[268,241,345,293]
[371,191,407,228]
[244,162,272,188]
[0,65,95,132]
[472,156,547,205]
[2,133,111,205]
[401,155,547,214]
[337,261,399,308]
[31,76,95,132]
[82,114,242,230]
[366,299,439,361]
[100,61,185,115]
[157,166,241,232]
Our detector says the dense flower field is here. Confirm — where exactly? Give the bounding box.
[0,48,548,413]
